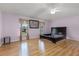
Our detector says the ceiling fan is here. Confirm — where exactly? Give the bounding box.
[50,8,60,14]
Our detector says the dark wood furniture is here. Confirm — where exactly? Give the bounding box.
[3,36,11,45]
[40,27,66,43]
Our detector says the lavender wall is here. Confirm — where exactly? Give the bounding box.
[2,13,41,42]
[44,20,51,34]
[2,13,20,42]
[29,29,40,39]
[0,12,2,45]
[2,12,79,42]
[48,16,79,41]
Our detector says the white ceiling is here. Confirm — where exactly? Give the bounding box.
[0,3,79,20]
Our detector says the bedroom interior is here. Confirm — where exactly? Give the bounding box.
[0,3,79,56]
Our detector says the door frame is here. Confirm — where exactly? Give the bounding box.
[19,19,29,41]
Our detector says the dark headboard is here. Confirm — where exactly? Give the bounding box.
[51,27,67,38]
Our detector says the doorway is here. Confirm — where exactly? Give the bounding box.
[19,19,29,41]
[39,22,45,35]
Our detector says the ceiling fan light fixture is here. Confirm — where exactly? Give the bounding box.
[51,9,56,14]
[50,8,60,14]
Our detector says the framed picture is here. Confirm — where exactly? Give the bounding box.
[29,20,39,28]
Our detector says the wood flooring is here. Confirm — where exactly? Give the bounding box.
[0,39,79,56]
